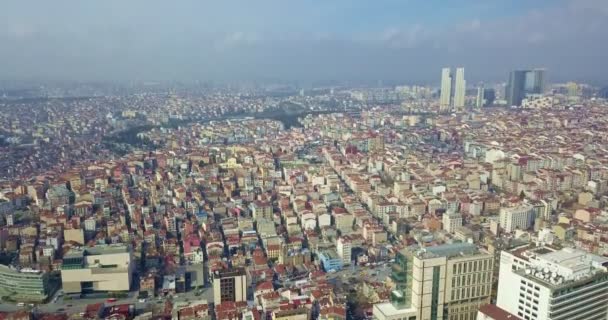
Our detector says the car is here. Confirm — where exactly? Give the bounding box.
[66,304,72,307]
[16,302,24,307]
[106,298,117,303]
[138,298,146,303]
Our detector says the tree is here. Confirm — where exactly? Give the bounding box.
[519,190,525,200]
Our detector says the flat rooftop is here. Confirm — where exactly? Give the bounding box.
[415,243,479,259]
[373,302,417,318]
[64,244,131,258]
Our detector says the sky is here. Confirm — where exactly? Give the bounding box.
[1,0,608,85]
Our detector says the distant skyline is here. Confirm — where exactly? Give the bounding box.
[2,0,608,84]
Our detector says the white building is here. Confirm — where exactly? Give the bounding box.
[497,245,608,320]
[84,218,96,232]
[453,67,466,110]
[61,244,134,293]
[440,68,452,112]
[442,211,463,233]
[499,204,535,233]
[318,213,331,228]
[336,237,352,266]
[476,86,484,108]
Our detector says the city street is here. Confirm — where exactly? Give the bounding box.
[0,286,214,315]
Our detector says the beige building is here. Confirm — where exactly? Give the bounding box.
[374,243,493,320]
[63,228,85,245]
[61,244,133,293]
[272,307,309,320]
[212,268,247,304]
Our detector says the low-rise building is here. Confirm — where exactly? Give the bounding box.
[61,244,134,294]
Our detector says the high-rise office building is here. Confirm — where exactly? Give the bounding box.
[374,243,494,320]
[483,88,496,106]
[506,69,546,106]
[497,245,608,320]
[440,68,452,112]
[476,86,484,108]
[213,268,247,304]
[453,68,466,110]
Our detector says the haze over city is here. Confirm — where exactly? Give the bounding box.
[2,0,608,83]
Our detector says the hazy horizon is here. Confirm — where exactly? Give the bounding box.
[2,0,608,85]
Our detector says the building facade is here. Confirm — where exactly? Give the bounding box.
[442,212,463,234]
[499,204,535,233]
[337,237,352,266]
[319,250,344,272]
[0,265,50,302]
[440,68,452,112]
[497,245,608,320]
[375,243,494,320]
[61,244,134,294]
[212,268,247,304]
[453,68,466,110]
[506,69,545,107]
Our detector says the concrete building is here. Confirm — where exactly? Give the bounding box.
[318,250,343,272]
[497,245,608,320]
[506,69,545,107]
[499,204,535,233]
[336,237,352,266]
[0,265,50,302]
[476,86,484,108]
[440,68,452,112]
[212,268,247,304]
[442,212,463,234]
[375,243,494,320]
[453,67,466,110]
[61,244,134,294]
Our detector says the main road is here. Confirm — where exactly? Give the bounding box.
[0,286,214,315]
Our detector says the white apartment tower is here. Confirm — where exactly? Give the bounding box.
[337,237,352,266]
[442,211,463,234]
[499,204,535,233]
[453,67,466,110]
[476,86,484,108]
[497,245,608,320]
[440,68,452,112]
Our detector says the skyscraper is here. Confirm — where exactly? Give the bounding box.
[440,68,452,112]
[506,69,546,106]
[476,86,484,108]
[453,67,466,110]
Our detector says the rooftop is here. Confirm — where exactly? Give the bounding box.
[415,242,479,259]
